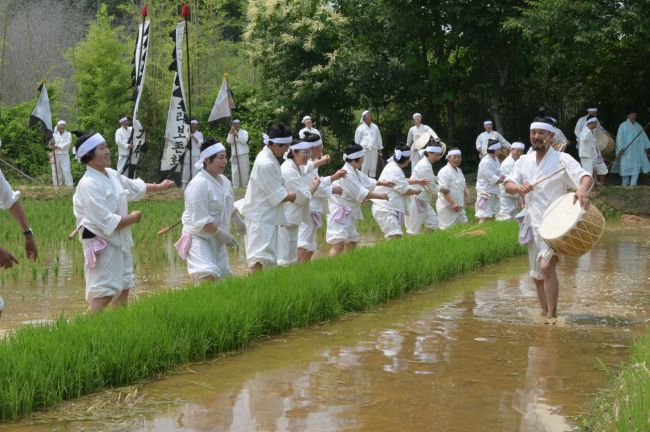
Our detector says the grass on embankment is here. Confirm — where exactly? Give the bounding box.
[0,221,522,420]
[580,328,650,431]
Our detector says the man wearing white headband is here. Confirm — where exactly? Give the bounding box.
[182,120,204,189]
[505,118,592,320]
[436,149,470,229]
[72,132,175,312]
[574,107,603,145]
[579,115,608,190]
[371,145,426,239]
[405,113,432,168]
[496,142,525,221]
[115,117,132,175]
[0,168,38,317]
[236,124,297,273]
[175,138,244,283]
[226,119,249,188]
[49,120,73,187]
[475,140,505,223]
[612,106,650,187]
[476,119,511,159]
[405,144,444,234]
[299,115,320,139]
[354,110,383,178]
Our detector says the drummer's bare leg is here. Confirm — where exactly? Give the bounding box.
[597,175,606,189]
[534,279,548,316]
[540,256,559,317]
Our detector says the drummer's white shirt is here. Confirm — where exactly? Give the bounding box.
[578,126,601,159]
[476,155,502,194]
[506,148,591,228]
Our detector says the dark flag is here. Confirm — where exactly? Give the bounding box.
[29,82,53,141]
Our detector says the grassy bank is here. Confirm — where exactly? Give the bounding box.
[580,327,650,431]
[0,221,521,420]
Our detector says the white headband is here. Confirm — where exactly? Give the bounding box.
[309,138,323,148]
[290,141,311,151]
[263,133,292,145]
[57,120,66,126]
[530,122,556,133]
[191,120,198,125]
[483,121,493,126]
[512,142,526,150]
[76,133,105,161]
[119,117,128,123]
[424,145,442,153]
[360,110,370,123]
[195,143,226,169]
[302,115,311,124]
[587,108,597,112]
[413,113,422,119]
[488,142,501,151]
[586,117,598,125]
[390,149,411,162]
[344,149,365,161]
[447,149,461,157]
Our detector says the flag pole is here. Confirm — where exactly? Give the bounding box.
[182,3,193,181]
[50,138,60,187]
[225,76,243,188]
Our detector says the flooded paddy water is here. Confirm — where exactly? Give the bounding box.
[0,223,649,431]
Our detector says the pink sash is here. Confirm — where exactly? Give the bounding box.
[515,209,533,246]
[174,231,192,260]
[331,205,352,223]
[84,237,107,269]
[476,192,491,209]
[311,211,324,228]
[415,198,428,212]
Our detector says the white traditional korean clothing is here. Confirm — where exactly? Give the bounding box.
[574,115,604,144]
[354,122,383,178]
[278,159,314,266]
[298,126,321,139]
[405,156,439,234]
[236,146,289,268]
[298,162,333,252]
[496,154,520,221]
[182,131,204,189]
[371,161,411,238]
[579,126,608,176]
[476,131,510,158]
[475,155,502,219]
[52,129,73,186]
[73,167,147,301]
[436,163,468,229]
[115,126,133,174]
[0,168,20,312]
[612,119,650,184]
[326,162,376,244]
[178,170,234,281]
[506,148,590,279]
[406,124,432,167]
[227,128,250,188]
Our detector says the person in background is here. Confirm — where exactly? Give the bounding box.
[496,142,525,221]
[115,116,132,175]
[182,120,204,189]
[578,115,608,190]
[50,120,74,186]
[476,120,510,159]
[354,110,383,178]
[436,149,471,229]
[475,139,505,223]
[226,119,250,188]
[299,115,320,139]
[612,106,650,187]
[406,113,432,168]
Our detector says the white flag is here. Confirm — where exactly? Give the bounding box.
[208,77,234,127]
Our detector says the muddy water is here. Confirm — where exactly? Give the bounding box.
[1,226,649,432]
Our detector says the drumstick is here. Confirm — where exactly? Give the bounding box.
[67,226,81,240]
[157,220,181,236]
[532,167,566,187]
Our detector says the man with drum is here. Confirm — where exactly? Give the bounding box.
[579,115,608,190]
[574,107,603,146]
[476,120,510,159]
[505,118,592,320]
[406,113,432,168]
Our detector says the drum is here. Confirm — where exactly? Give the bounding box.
[551,138,568,153]
[539,193,605,257]
[596,131,615,156]
[415,132,432,150]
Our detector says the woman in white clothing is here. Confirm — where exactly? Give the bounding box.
[371,145,428,239]
[326,143,390,256]
[73,132,174,312]
[277,139,322,266]
[175,139,245,283]
[297,132,346,263]
[436,148,471,229]
[405,144,444,234]
[475,139,505,223]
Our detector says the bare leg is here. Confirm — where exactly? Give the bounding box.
[110,289,130,308]
[343,241,358,252]
[88,295,113,313]
[297,247,313,263]
[540,256,559,317]
[598,175,605,189]
[329,242,344,257]
[249,262,263,274]
[478,218,488,224]
[534,278,548,316]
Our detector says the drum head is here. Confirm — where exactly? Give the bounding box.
[596,133,608,151]
[539,193,583,241]
[415,132,432,150]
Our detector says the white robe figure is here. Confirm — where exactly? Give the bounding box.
[182,131,204,189]
[405,156,439,234]
[298,126,320,139]
[574,115,604,144]
[115,126,133,174]
[52,129,73,186]
[371,160,411,238]
[496,154,520,221]
[73,167,147,302]
[278,159,313,266]
[0,168,20,313]
[227,128,250,188]
[178,170,235,281]
[326,162,377,244]
[506,148,590,280]
[436,163,468,229]
[406,124,431,168]
[579,126,608,176]
[475,154,502,219]
[354,122,383,178]
[476,131,511,158]
[236,146,289,268]
[612,118,650,183]
[298,162,333,253]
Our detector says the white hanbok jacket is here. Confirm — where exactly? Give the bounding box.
[53,130,72,155]
[115,127,133,157]
[354,123,383,151]
[411,157,438,202]
[371,161,411,214]
[281,159,314,226]
[299,126,321,139]
[437,164,466,209]
[0,168,19,210]
[578,126,601,159]
[476,155,502,195]
[306,162,333,215]
[476,131,510,155]
[329,162,376,220]
[227,129,249,156]
[181,170,234,236]
[499,155,517,198]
